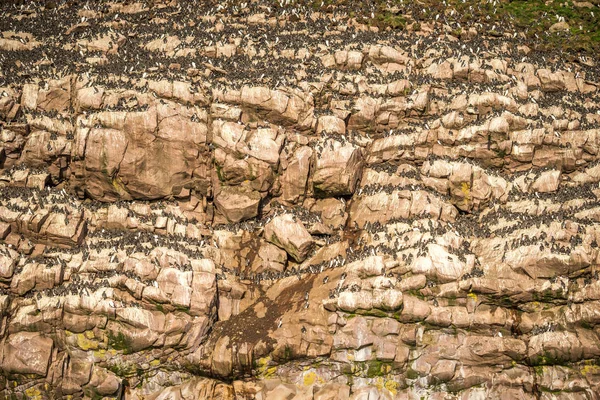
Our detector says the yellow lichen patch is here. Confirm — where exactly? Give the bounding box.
[150,359,161,367]
[24,387,42,400]
[265,366,277,378]
[256,356,272,376]
[467,292,478,300]
[303,371,316,386]
[256,356,271,367]
[460,182,471,205]
[93,349,107,359]
[111,175,129,196]
[77,333,99,351]
[384,379,399,395]
[581,364,600,377]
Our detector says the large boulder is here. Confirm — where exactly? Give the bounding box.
[264,214,314,262]
[530,169,561,193]
[281,146,312,203]
[214,186,261,223]
[71,102,209,201]
[412,243,468,283]
[1,332,53,376]
[313,140,363,197]
[316,115,346,135]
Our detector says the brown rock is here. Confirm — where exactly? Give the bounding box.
[314,383,350,400]
[1,332,53,376]
[316,115,346,135]
[530,169,561,193]
[85,367,121,397]
[211,336,233,377]
[281,146,312,203]
[73,103,209,201]
[264,214,314,262]
[252,241,288,273]
[214,186,261,223]
[313,140,363,197]
[549,21,570,33]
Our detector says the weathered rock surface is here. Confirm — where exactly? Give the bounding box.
[264,214,314,262]
[1,0,600,399]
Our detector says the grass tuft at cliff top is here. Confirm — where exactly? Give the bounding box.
[314,0,600,54]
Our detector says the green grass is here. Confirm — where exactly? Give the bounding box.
[106,330,134,354]
[470,0,600,52]
[388,0,600,53]
[311,0,600,54]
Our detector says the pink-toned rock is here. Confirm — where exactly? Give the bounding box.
[156,267,193,308]
[76,86,105,110]
[144,35,181,55]
[369,45,408,67]
[21,83,39,110]
[1,332,53,376]
[309,198,348,230]
[314,383,350,400]
[140,377,235,400]
[0,221,11,241]
[36,77,72,113]
[427,61,453,80]
[537,69,566,92]
[211,336,233,377]
[214,186,261,223]
[264,214,314,262]
[313,140,363,196]
[11,262,62,295]
[368,136,413,166]
[72,104,209,201]
[430,360,457,383]
[252,241,288,273]
[528,331,583,364]
[530,169,561,193]
[316,115,346,135]
[412,243,467,283]
[85,367,121,397]
[347,96,380,130]
[281,146,312,203]
[0,32,40,51]
[78,33,125,55]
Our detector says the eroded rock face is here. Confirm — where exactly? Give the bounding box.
[1,332,53,376]
[214,186,261,223]
[1,0,600,399]
[71,99,209,201]
[313,139,363,197]
[264,214,314,262]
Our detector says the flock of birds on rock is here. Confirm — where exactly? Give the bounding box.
[0,0,598,320]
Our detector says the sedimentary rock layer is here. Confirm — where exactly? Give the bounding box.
[1,0,600,399]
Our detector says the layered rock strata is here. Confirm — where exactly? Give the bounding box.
[1,1,600,399]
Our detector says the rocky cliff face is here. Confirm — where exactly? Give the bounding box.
[1,1,600,399]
